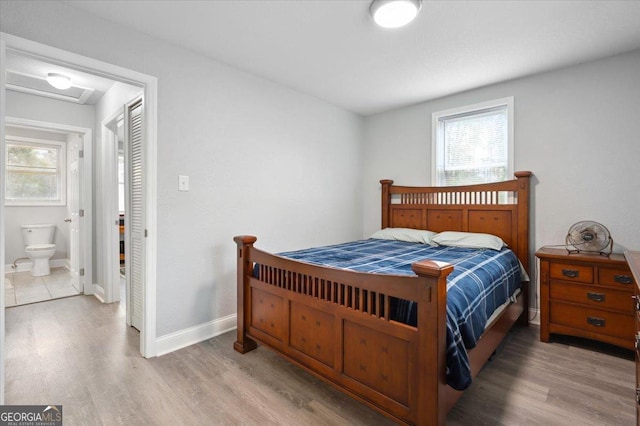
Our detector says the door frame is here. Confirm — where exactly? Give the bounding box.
[102,108,126,306]
[0,33,159,403]
[4,117,92,293]
[0,37,6,405]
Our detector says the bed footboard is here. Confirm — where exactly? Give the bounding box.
[234,235,453,425]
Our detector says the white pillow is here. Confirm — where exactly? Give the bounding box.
[431,231,505,251]
[370,228,437,245]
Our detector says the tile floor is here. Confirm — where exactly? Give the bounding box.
[5,267,80,307]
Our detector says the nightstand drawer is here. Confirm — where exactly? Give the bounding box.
[550,301,633,340]
[550,282,634,313]
[599,268,635,287]
[550,263,593,283]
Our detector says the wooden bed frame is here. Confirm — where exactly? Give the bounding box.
[234,171,532,425]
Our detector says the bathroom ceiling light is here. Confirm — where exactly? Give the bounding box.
[370,0,422,28]
[46,73,72,90]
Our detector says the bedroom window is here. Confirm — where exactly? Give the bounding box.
[432,97,514,186]
[5,137,66,206]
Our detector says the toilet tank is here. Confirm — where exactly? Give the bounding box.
[21,224,55,246]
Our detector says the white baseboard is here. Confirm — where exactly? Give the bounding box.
[528,307,540,325]
[5,258,69,274]
[92,284,105,303]
[155,314,238,357]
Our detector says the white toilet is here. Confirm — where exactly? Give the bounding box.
[21,224,56,277]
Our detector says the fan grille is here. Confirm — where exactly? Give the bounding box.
[565,221,613,256]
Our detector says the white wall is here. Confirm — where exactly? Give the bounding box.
[0,1,364,337]
[95,83,142,122]
[93,82,142,293]
[4,91,95,265]
[363,49,640,310]
[5,90,95,129]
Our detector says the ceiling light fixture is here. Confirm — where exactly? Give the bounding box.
[46,73,72,90]
[370,0,422,29]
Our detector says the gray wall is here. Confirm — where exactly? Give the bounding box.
[362,49,640,311]
[1,0,364,337]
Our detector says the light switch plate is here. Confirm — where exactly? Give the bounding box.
[178,175,189,191]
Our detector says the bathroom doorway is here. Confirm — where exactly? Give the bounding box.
[3,119,92,306]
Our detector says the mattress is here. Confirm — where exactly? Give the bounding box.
[275,238,523,390]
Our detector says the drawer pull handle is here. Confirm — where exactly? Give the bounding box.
[562,269,579,278]
[587,316,605,327]
[587,292,605,302]
[614,275,632,284]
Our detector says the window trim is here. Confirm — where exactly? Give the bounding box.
[431,96,514,186]
[5,135,67,207]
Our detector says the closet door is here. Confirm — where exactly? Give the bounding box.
[126,98,144,331]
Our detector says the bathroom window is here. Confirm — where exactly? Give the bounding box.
[5,137,66,206]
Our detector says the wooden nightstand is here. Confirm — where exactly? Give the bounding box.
[536,247,636,350]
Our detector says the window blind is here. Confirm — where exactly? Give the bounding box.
[436,105,508,186]
[5,142,62,202]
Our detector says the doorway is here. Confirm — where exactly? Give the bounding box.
[103,111,126,305]
[3,119,91,306]
[0,31,159,404]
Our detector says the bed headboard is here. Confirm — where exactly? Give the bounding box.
[380,171,532,273]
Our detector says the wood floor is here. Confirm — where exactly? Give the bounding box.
[4,295,635,425]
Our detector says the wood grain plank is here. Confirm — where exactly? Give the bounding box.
[4,295,633,425]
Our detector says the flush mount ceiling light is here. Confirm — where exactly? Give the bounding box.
[46,73,72,90]
[370,0,422,28]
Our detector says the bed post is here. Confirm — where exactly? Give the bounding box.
[412,260,453,426]
[380,179,394,229]
[233,235,258,354]
[514,171,532,326]
[514,171,532,273]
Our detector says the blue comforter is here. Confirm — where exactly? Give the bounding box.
[276,239,522,390]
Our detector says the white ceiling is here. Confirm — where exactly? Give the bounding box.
[62,0,640,116]
[4,50,115,104]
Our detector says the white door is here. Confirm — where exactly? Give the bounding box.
[66,133,83,292]
[125,97,144,331]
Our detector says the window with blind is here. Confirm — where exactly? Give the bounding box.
[5,137,66,206]
[432,97,514,186]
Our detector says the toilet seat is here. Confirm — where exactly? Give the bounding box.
[26,244,56,252]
